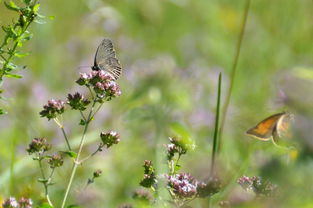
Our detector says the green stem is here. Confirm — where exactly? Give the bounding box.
[79,144,103,164]
[61,101,97,208]
[211,73,222,175]
[60,126,72,151]
[38,156,53,206]
[217,0,251,152]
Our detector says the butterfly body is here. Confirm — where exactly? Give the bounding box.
[92,38,122,80]
[246,112,292,142]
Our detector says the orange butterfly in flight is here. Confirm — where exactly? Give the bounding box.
[246,112,293,146]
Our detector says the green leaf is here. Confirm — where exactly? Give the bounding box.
[4,73,22,79]
[33,3,40,12]
[79,119,86,125]
[169,122,191,141]
[48,15,55,20]
[37,178,48,183]
[37,203,53,208]
[174,164,181,172]
[5,63,17,71]
[4,1,20,12]
[61,151,77,159]
[14,52,30,58]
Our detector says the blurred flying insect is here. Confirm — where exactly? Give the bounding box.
[92,38,122,80]
[246,112,293,147]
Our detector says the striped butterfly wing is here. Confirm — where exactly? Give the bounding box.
[246,112,286,141]
[93,38,122,80]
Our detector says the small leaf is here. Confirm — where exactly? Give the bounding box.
[79,119,86,125]
[32,3,40,12]
[4,1,20,12]
[14,52,30,58]
[48,15,55,20]
[175,164,181,172]
[38,178,48,183]
[4,73,22,79]
[61,151,77,159]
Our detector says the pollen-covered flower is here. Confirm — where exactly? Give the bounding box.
[166,173,198,199]
[26,138,51,154]
[197,176,222,198]
[40,99,65,120]
[100,131,120,148]
[2,197,18,208]
[18,197,33,208]
[67,92,90,111]
[48,153,64,168]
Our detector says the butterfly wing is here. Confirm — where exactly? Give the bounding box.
[246,112,286,141]
[93,38,122,80]
[272,113,293,144]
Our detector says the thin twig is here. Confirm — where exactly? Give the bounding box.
[60,127,72,151]
[79,144,103,164]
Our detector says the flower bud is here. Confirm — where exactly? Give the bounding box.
[40,99,65,120]
[48,153,64,168]
[67,92,90,111]
[100,131,120,148]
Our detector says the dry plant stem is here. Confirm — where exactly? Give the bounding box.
[61,100,97,208]
[217,0,251,152]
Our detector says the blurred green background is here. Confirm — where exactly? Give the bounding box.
[0,0,313,207]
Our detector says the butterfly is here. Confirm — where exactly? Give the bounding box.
[246,112,293,145]
[92,38,122,80]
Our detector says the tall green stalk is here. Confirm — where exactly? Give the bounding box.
[61,100,96,208]
[217,0,251,152]
[211,72,222,175]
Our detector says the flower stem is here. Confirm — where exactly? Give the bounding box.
[38,156,53,206]
[217,0,251,152]
[60,127,72,151]
[61,101,96,208]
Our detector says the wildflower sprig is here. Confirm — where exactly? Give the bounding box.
[238,176,277,197]
[26,138,61,206]
[35,69,121,207]
[0,0,46,114]
[2,197,33,208]
[166,137,195,175]
[138,137,221,208]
